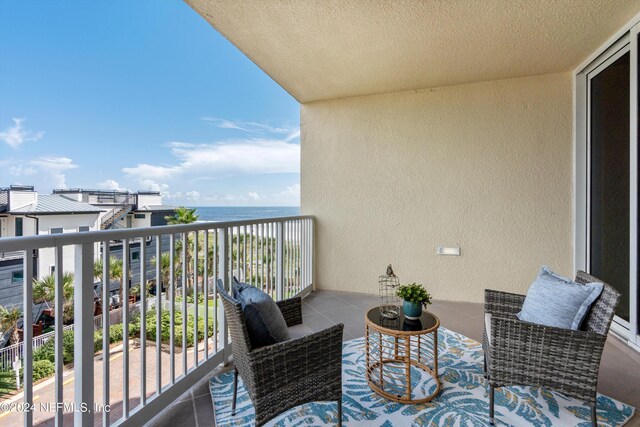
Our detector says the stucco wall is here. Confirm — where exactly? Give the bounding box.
[301,72,573,302]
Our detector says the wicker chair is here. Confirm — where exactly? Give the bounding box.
[483,270,620,427]
[216,281,344,426]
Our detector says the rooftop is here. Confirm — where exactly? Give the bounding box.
[8,194,103,215]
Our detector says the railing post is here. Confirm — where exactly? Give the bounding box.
[218,228,230,364]
[55,246,64,427]
[22,249,33,427]
[74,242,94,426]
[310,218,314,291]
[276,222,284,301]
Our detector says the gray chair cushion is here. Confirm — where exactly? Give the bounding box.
[232,279,290,348]
[517,266,603,330]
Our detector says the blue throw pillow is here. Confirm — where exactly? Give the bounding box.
[232,278,290,348]
[517,266,603,330]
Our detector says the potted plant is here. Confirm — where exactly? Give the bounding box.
[396,283,432,320]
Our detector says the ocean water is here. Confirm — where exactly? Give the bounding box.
[190,206,300,222]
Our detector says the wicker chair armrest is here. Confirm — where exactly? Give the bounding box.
[487,315,606,402]
[248,323,344,401]
[276,297,303,326]
[484,289,525,317]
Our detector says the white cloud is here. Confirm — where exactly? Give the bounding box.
[123,139,299,184]
[186,191,200,201]
[30,156,78,189]
[284,129,300,142]
[0,118,44,148]
[8,165,36,176]
[271,184,300,205]
[119,118,301,206]
[201,117,292,135]
[122,163,180,181]
[97,179,128,191]
[139,179,169,193]
[3,156,78,190]
[277,184,300,198]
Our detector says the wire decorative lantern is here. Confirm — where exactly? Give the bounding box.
[379,265,401,319]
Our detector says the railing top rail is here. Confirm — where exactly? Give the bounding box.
[0,214,314,252]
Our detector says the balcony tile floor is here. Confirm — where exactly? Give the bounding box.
[148,290,640,427]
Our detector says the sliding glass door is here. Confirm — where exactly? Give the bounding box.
[579,23,640,349]
[588,47,631,324]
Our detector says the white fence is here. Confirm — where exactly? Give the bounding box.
[0,215,314,426]
[0,307,131,370]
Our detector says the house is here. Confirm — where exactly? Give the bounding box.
[0,185,102,312]
[0,186,176,315]
[52,188,176,230]
[51,188,177,301]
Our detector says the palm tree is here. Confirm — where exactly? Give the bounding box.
[110,257,124,308]
[164,208,200,294]
[165,207,199,225]
[95,256,124,308]
[32,273,74,323]
[0,305,22,346]
[151,252,171,293]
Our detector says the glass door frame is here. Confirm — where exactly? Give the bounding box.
[576,25,639,351]
[631,22,640,350]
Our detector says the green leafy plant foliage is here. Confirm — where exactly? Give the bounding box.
[396,283,432,307]
[0,370,16,397]
[31,360,55,382]
[33,329,76,364]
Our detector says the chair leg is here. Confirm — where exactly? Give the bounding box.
[231,367,238,416]
[337,397,342,427]
[489,384,495,425]
[591,402,597,427]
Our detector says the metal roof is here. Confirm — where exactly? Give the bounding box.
[137,205,178,212]
[10,195,104,215]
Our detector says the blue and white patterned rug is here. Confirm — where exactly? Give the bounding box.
[210,327,635,426]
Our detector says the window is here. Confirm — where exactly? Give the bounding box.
[11,271,23,284]
[50,228,63,234]
[15,217,23,237]
[134,213,145,219]
[50,265,55,275]
[132,251,140,261]
[78,226,90,232]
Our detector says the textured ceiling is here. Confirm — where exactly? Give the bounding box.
[186,0,640,103]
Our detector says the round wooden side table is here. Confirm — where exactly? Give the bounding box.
[365,307,441,403]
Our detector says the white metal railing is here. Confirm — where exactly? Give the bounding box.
[0,215,313,426]
[0,308,129,370]
[0,324,74,370]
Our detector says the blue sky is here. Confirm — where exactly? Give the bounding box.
[0,0,300,206]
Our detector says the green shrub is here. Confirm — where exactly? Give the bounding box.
[0,370,16,396]
[33,339,55,364]
[186,292,204,304]
[62,330,75,364]
[128,321,140,338]
[109,324,123,343]
[128,309,213,347]
[13,360,56,384]
[33,329,74,364]
[31,360,55,381]
[93,330,103,352]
